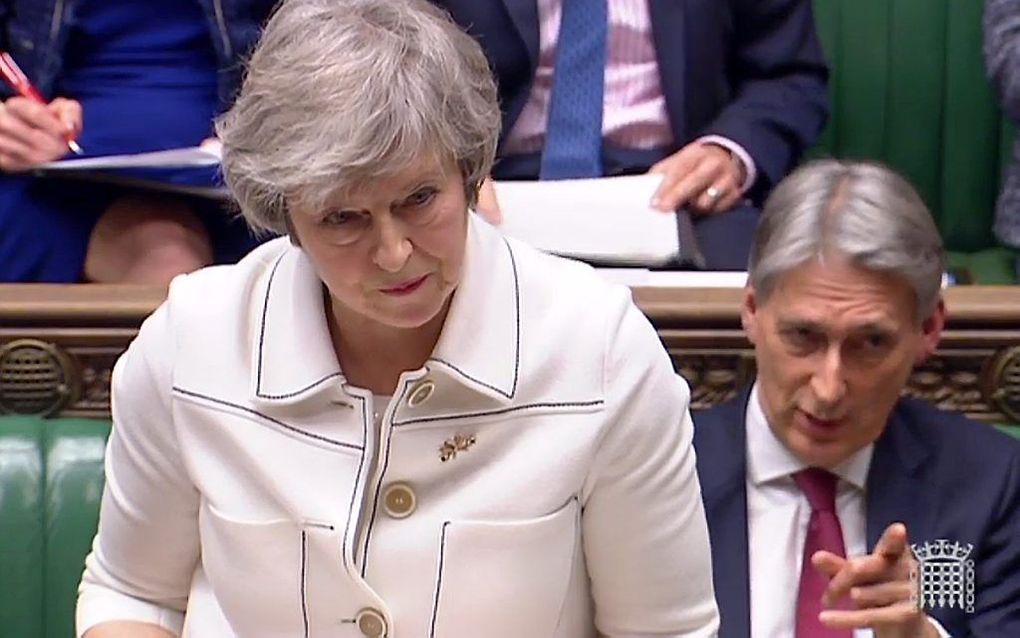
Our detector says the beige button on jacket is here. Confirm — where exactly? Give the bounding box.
[76,216,720,637]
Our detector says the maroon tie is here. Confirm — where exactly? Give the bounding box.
[793,468,852,638]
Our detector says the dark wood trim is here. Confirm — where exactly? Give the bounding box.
[3,285,1020,422]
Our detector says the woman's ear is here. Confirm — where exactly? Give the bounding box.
[283,208,302,247]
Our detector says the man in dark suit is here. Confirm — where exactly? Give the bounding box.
[693,159,1020,637]
[985,0,1020,279]
[432,0,830,270]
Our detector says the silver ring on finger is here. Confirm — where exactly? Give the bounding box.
[705,185,724,200]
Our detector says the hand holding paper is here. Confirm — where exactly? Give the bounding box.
[0,97,83,171]
[489,174,687,267]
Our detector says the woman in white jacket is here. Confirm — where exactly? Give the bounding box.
[76,1,719,636]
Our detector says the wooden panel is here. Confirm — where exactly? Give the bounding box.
[3,285,1020,423]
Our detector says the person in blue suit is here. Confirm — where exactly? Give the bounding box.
[432,0,829,270]
[0,0,275,284]
[693,159,1020,637]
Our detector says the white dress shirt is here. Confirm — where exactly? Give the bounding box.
[745,384,949,638]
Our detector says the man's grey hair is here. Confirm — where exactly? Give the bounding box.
[749,159,946,322]
[216,0,501,235]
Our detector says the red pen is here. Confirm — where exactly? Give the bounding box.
[0,51,83,155]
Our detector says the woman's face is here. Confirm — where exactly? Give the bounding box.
[288,156,469,334]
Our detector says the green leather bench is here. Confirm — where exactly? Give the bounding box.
[0,418,107,637]
[2,409,1019,636]
[813,0,1018,283]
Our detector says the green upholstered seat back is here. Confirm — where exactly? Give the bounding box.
[0,417,109,638]
[0,408,1016,638]
[812,0,1012,255]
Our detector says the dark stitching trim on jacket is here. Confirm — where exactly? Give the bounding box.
[343,394,369,572]
[427,236,521,399]
[172,387,364,451]
[300,530,310,638]
[253,253,343,400]
[392,400,605,427]
[255,252,285,396]
[425,358,511,399]
[359,381,411,577]
[428,521,452,638]
[504,237,521,396]
[257,372,344,401]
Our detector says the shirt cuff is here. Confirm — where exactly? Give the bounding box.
[927,614,952,637]
[696,135,757,194]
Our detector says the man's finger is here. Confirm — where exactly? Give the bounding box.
[649,147,701,210]
[848,580,918,609]
[811,550,846,578]
[717,189,742,214]
[656,158,723,213]
[875,522,909,561]
[695,173,739,213]
[822,554,902,606]
[819,601,922,629]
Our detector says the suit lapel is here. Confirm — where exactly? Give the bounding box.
[696,390,752,638]
[500,0,539,68]
[865,403,936,551]
[648,0,687,144]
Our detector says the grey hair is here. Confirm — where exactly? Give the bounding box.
[216,0,501,234]
[749,159,945,322]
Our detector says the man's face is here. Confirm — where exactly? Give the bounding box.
[742,256,944,468]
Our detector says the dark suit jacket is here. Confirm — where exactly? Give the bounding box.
[431,0,830,201]
[694,389,1020,637]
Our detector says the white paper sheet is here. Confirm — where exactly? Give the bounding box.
[38,144,222,170]
[491,174,682,266]
[595,269,750,287]
[594,270,951,288]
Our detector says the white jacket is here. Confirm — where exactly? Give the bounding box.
[77,217,719,637]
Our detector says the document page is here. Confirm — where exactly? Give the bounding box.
[491,174,682,266]
[37,144,222,171]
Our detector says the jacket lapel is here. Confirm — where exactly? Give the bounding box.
[695,390,752,638]
[500,0,539,69]
[648,0,687,144]
[865,402,936,551]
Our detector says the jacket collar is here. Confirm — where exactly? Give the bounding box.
[500,0,539,69]
[250,216,520,407]
[250,243,344,405]
[427,216,520,403]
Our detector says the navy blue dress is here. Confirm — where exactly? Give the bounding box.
[0,0,259,282]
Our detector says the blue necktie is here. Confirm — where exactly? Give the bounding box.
[539,0,608,180]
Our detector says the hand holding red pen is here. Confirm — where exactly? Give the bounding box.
[0,52,83,172]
